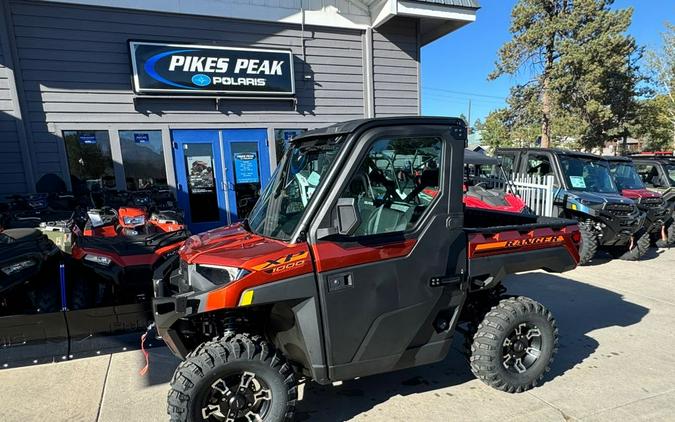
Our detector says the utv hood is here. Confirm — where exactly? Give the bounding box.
[567,190,635,207]
[179,224,293,269]
[619,189,662,200]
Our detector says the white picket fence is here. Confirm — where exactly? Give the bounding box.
[509,174,556,217]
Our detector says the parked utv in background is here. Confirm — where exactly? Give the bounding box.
[631,153,675,246]
[605,156,673,248]
[496,148,646,264]
[154,117,581,422]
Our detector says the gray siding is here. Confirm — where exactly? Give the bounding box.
[0,19,28,194]
[372,18,419,117]
[5,0,421,187]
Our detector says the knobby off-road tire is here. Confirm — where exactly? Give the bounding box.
[470,297,558,393]
[577,222,598,265]
[612,232,651,261]
[168,333,297,422]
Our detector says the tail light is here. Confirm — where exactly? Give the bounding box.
[571,230,582,243]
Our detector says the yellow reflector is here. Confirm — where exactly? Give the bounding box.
[239,290,254,306]
[571,203,577,210]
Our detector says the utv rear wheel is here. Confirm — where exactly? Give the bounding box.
[168,333,297,422]
[610,232,651,261]
[577,222,598,265]
[470,297,558,393]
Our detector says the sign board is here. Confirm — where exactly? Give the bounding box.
[134,133,149,144]
[233,152,260,184]
[79,133,97,144]
[129,41,295,96]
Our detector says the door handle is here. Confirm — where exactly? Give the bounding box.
[327,273,353,292]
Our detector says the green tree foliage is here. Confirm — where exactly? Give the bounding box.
[491,0,642,149]
[631,96,674,151]
[646,22,675,149]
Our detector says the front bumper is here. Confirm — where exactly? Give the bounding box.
[595,205,644,245]
[638,199,672,235]
[152,255,202,359]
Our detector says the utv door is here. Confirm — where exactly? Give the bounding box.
[309,125,467,381]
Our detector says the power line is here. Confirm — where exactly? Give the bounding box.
[421,86,507,100]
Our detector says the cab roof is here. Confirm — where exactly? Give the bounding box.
[496,147,601,160]
[292,116,466,142]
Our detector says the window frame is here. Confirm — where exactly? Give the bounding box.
[310,126,449,244]
[62,129,120,190]
[118,129,168,190]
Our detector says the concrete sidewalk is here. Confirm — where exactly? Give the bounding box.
[1,248,674,422]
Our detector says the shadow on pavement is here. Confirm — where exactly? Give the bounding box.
[295,272,649,421]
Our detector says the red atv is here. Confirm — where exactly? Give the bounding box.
[421,150,529,214]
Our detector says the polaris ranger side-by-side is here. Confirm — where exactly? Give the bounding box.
[604,156,673,248]
[496,148,645,264]
[153,118,581,422]
[631,154,675,246]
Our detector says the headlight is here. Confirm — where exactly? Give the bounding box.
[196,264,250,285]
[1,259,36,275]
[123,215,145,226]
[84,254,112,266]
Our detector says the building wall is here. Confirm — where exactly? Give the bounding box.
[2,0,421,192]
[0,7,29,194]
[373,18,419,117]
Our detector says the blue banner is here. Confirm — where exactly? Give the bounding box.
[134,133,150,143]
[79,133,97,144]
[234,152,260,184]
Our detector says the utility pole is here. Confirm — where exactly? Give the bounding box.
[467,99,472,135]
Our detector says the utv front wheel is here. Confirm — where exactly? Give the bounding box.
[609,232,650,261]
[470,297,558,393]
[168,333,297,422]
[577,222,598,265]
[655,221,675,248]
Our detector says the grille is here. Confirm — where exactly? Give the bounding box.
[605,203,635,217]
[640,197,664,208]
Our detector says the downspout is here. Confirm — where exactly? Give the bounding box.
[363,27,375,118]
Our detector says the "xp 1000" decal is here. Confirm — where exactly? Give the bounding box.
[474,235,565,253]
[252,251,308,274]
[129,41,294,96]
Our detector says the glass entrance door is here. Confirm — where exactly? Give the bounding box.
[173,129,270,233]
[222,129,271,223]
[172,130,228,233]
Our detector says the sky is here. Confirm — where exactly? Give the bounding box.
[420,0,675,124]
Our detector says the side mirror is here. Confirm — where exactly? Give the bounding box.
[335,197,361,236]
[316,197,361,239]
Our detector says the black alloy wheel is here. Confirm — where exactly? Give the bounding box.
[502,322,543,374]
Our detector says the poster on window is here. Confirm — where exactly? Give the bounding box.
[234,152,260,184]
[187,155,215,193]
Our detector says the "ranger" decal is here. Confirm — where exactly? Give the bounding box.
[475,235,565,252]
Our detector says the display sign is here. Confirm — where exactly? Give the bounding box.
[233,152,260,184]
[129,41,295,96]
[186,155,215,193]
[79,133,97,144]
[134,133,149,143]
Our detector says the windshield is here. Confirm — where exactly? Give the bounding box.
[559,156,618,193]
[609,162,645,190]
[247,135,344,241]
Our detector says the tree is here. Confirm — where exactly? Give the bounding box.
[632,96,674,151]
[491,0,641,149]
[476,109,511,148]
[646,22,675,150]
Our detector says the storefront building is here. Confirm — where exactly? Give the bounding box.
[0,0,478,231]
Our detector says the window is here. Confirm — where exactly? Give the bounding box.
[63,130,115,191]
[274,129,307,163]
[526,154,554,177]
[559,156,616,193]
[636,163,663,188]
[498,153,516,175]
[338,136,442,237]
[119,130,167,190]
[609,162,644,190]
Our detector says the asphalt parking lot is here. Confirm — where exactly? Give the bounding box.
[1,247,674,422]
